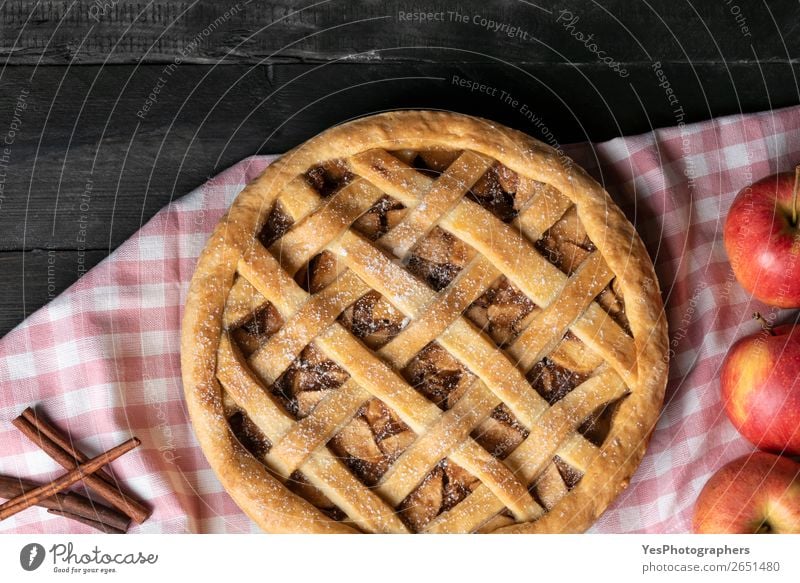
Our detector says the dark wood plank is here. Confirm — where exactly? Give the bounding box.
[1,60,797,252]
[0,250,107,336]
[0,0,797,65]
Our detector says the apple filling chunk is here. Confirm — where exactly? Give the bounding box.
[398,459,480,532]
[328,399,415,486]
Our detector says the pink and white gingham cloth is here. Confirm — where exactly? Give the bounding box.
[2,106,799,534]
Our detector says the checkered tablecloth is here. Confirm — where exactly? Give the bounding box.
[2,106,799,534]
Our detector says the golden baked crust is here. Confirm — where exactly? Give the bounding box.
[181,110,668,533]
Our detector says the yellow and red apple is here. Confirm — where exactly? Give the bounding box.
[724,169,800,307]
[720,320,800,455]
[693,452,800,533]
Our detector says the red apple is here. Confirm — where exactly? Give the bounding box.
[693,452,800,533]
[721,318,800,455]
[724,168,800,307]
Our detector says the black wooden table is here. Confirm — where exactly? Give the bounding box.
[1,0,798,336]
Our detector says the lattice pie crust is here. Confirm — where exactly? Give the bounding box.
[181,111,668,533]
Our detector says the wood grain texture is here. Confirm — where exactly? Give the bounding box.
[1,0,798,64]
[0,0,798,336]
[1,60,797,252]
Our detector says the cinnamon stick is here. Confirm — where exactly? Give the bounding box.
[0,475,129,531]
[12,415,150,523]
[20,408,115,486]
[0,437,140,520]
[47,509,126,534]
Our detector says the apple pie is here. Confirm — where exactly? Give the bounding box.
[181,111,668,533]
